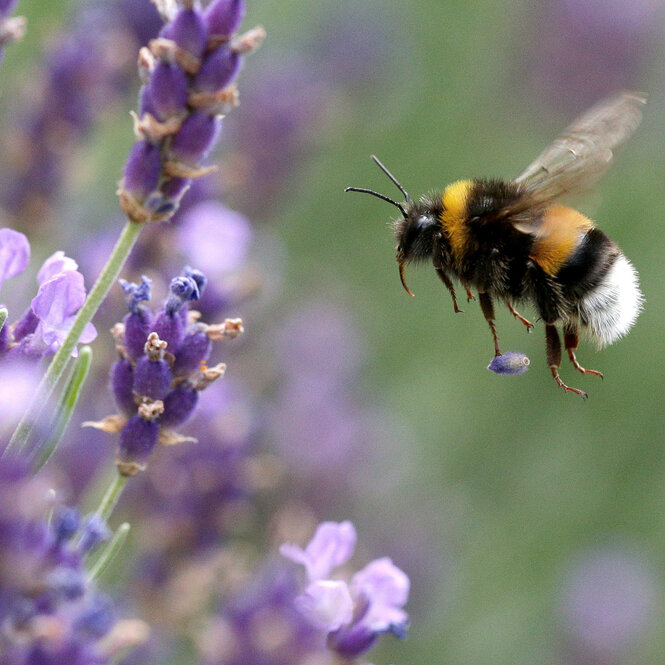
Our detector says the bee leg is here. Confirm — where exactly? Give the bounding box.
[465,286,476,302]
[435,267,464,313]
[545,323,588,399]
[478,292,501,356]
[507,302,534,332]
[563,323,603,379]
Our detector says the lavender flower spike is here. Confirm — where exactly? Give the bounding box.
[88,267,243,476]
[282,521,410,659]
[118,0,264,223]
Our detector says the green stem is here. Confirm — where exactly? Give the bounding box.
[96,473,129,523]
[0,307,8,334]
[4,219,142,458]
[33,345,92,471]
[89,522,131,580]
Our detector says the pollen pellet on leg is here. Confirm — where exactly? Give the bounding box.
[487,352,530,375]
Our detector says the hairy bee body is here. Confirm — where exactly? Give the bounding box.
[424,178,641,347]
[347,91,646,397]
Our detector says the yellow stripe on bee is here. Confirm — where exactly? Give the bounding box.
[529,205,594,276]
[440,180,473,262]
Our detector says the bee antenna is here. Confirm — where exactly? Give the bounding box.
[370,154,411,202]
[344,186,407,218]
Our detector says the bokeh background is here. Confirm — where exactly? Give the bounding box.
[2,0,665,663]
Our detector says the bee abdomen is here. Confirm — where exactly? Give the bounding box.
[576,251,643,347]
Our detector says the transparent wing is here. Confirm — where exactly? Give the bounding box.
[506,91,645,225]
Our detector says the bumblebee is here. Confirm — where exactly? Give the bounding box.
[346,91,645,398]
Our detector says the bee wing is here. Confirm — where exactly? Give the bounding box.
[506,91,645,228]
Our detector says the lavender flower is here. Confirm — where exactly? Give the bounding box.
[0,247,96,360]
[281,521,410,659]
[118,0,265,224]
[87,268,244,476]
[0,462,148,663]
[8,252,97,359]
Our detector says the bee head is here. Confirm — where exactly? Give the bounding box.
[346,155,440,296]
[393,203,441,296]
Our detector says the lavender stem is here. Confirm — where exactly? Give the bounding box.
[96,473,129,523]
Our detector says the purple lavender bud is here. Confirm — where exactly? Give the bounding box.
[152,309,186,354]
[121,277,153,359]
[74,593,115,638]
[118,415,159,474]
[204,0,245,36]
[328,624,377,658]
[152,275,199,352]
[171,112,221,163]
[12,307,39,342]
[46,566,86,601]
[121,276,152,314]
[194,46,241,92]
[53,506,80,545]
[139,84,157,117]
[184,266,207,296]
[173,328,211,377]
[111,358,137,416]
[123,309,153,359]
[123,140,162,201]
[167,8,208,58]
[160,177,191,202]
[160,384,199,427]
[487,352,530,375]
[148,62,188,121]
[78,514,111,554]
[133,355,173,401]
[166,275,200,313]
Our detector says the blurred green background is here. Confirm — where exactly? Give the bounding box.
[5,0,665,663]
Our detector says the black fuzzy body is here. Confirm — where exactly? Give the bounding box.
[399,179,620,325]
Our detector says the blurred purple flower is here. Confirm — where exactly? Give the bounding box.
[281,520,357,582]
[0,358,41,440]
[199,566,325,665]
[558,544,660,663]
[177,201,252,276]
[0,4,145,222]
[0,227,29,291]
[516,0,662,110]
[0,0,24,64]
[282,521,410,658]
[0,462,147,662]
